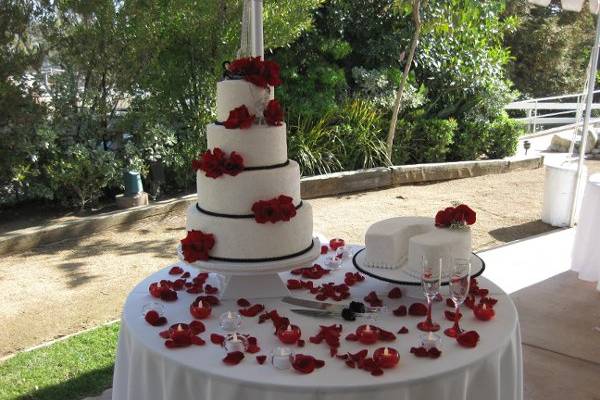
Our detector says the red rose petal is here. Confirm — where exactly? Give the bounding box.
[457,330,480,348]
[189,320,205,334]
[377,328,396,342]
[256,355,267,365]
[197,295,220,306]
[297,339,305,347]
[364,291,383,307]
[181,272,191,279]
[408,302,428,316]
[410,346,429,358]
[345,360,356,368]
[160,289,178,302]
[159,330,171,339]
[388,287,403,299]
[393,305,407,317]
[428,347,442,359]
[223,351,245,366]
[371,368,384,376]
[329,238,345,251]
[345,333,359,341]
[320,245,329,254]
[444,310,462,321]
[145,310,160,325]
[239,304,265,317]
[186,286,203,294]
[292,354,323,374]
[204,285,219,294]
[169,266,184,275]
[236,298,251,307]
[246,344,261,354]
[190,335,206,346]
[210,333,225,345]
[397,326,409,334]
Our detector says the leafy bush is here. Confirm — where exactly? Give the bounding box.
[393,117,457,165]
[46,144,121,210]
[449,121,490,161]
[486,112,523,159]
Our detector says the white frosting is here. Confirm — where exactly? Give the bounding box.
[365,217,472,277]
[206,123,287,168]
[197,160,301,215]
[216,80,274,122]
[186,201,314,260]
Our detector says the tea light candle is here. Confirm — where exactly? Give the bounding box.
[190,300,211,319]
[149,282,164,298]
[419,332,442,350]
[473,303,495,321]
[219,311,242,332]
[277,324,301,345]
[357,324,378,345]
[325,255,342,270]
[373,347,400,369]
[270,347,294,370]
[224,332,246,353]
[171,324,190,342]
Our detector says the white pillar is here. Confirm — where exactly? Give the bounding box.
[252,0,264,58]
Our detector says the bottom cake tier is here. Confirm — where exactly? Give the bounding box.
[185,201,314,261]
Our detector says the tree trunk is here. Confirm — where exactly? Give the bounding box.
[385,0,424,160]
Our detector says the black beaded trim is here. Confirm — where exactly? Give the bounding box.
[208,240,315,263]
[196,201,303,219]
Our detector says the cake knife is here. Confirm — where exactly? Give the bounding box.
[281,296,380,313]
[290,308,376,320]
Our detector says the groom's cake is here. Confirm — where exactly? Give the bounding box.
[181,57,314,262]
[364,205,476,277]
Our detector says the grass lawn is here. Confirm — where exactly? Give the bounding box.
[0,323,119,400]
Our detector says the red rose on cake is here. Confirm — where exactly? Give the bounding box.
[252,195,297,224]
[224,105,255,129]
[181,230,215,262]
[192,148,245,178]
[227,57,282,88]
[264,100,284,126]
[435,204,476,228]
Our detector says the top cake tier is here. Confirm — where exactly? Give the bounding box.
[216,80,274,123]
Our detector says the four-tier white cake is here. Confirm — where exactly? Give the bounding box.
[184,58,314,262]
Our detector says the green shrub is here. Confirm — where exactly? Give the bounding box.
[47,144,121,210]
[393,117,457,165]
[449,121,490,161]
[486,112,523,159]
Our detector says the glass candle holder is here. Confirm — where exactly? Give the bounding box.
[141,302,165,318]
[270,347,294,370]
[224,332,247,353]
[324,254,342,270]
[219,311,242,332]
[373,347,400,369]
[419,332,442,350]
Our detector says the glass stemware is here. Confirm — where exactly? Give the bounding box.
[444,258,471,338]
[417,256,442,332]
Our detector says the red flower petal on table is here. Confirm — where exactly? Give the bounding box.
[191,336,206,346]
[464,296,476,309]
[481,297,498,307]
[297,339,305,347]
[320,245,329,254]
[286,279,303,290]
[292,354,324,374]
[388,287,403,299]
[246,343,261,354]
[397,326,409,334]
[393,305,407,317]
[196,295,220,306]
[223,351,245,366]
[364,291,383,307]
[189,320,205,334]
[408,302,428,316]
[330,347,337,357]
[446,298,455,307]
[169,266,184,275]
[478,288,489,297]
[329,238,345,251]
[239,304,265,317]
[160,289,178,302]
[159,330,171,339]
[181,271,191,279]
[457,330,480,348]
[371,367,384,377]
[186,286,203,294]
[256,355,267,365]
[236,298,251,307]
[428,347,442,359]
[204,285,219,294]
[223,105,255,129]
[346,360,356,368]
[210,333,225,345]
[444,310,462,321]
[180,230,215,263]
[172,279,186,291]
[145,310,160,325]
[410,346,429,358]
[164,340,177,348]
[264,99,284,126]
[377,328,396,342]
[348,349,369,363]
[345,333,358,341]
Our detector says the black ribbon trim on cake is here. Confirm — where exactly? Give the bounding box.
[244,160,290,171]
[196,201,303,219]
[208,240,315,263]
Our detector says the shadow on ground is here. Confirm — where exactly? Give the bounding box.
[489,220,556,243]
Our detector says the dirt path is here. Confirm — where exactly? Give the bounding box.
[1,161,599,357]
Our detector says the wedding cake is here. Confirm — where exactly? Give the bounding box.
[364,205,476,277]
[181,57,314,263]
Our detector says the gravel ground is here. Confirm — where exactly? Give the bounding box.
[1,160,599,357]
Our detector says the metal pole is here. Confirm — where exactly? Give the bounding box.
[252,0,264,58]
[569,10,600,227]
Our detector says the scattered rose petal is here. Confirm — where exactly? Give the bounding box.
[397,326,409,334]
[197,295,220,306]
[190,336,206,346]
[169,266,184,275]
[345,333,358,341]
[189,320,205,334]
[236,298,251,307]
[428,347,442,359]
[210,333,225,345]
[377,328,396,342]
[364,291,383,307]
[239,304,265,317]
[160,289,178,302]
[457,330,480,348]
[320,245,329,254]
[292,354,324,374]
[408,302,427,316]
[444,310,462,321]
[388,287,402,299]
[181,271,191,279]
[204,285,219,294]
[256,355,267,365]
[393,305,407,317]
[223,351,245,365]
[297,339,305,347]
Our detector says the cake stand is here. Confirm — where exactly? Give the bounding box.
[176,237,321,300]
[352,247,485,286]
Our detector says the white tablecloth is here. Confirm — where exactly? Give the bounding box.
[112,247,522,400]
[572,173,600,291]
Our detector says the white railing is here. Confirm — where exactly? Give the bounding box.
[505,90,600,134]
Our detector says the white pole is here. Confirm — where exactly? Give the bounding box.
[569,10,600,227]
[252,0,264,58]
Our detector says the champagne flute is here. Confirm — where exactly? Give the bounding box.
[444,258,471,338]
[417,256,442,332]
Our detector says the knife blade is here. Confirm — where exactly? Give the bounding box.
[281,296,346,312]
[290,308,343,319]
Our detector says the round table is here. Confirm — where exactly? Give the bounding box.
[572,173,600,291]
[112,245,523,400]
